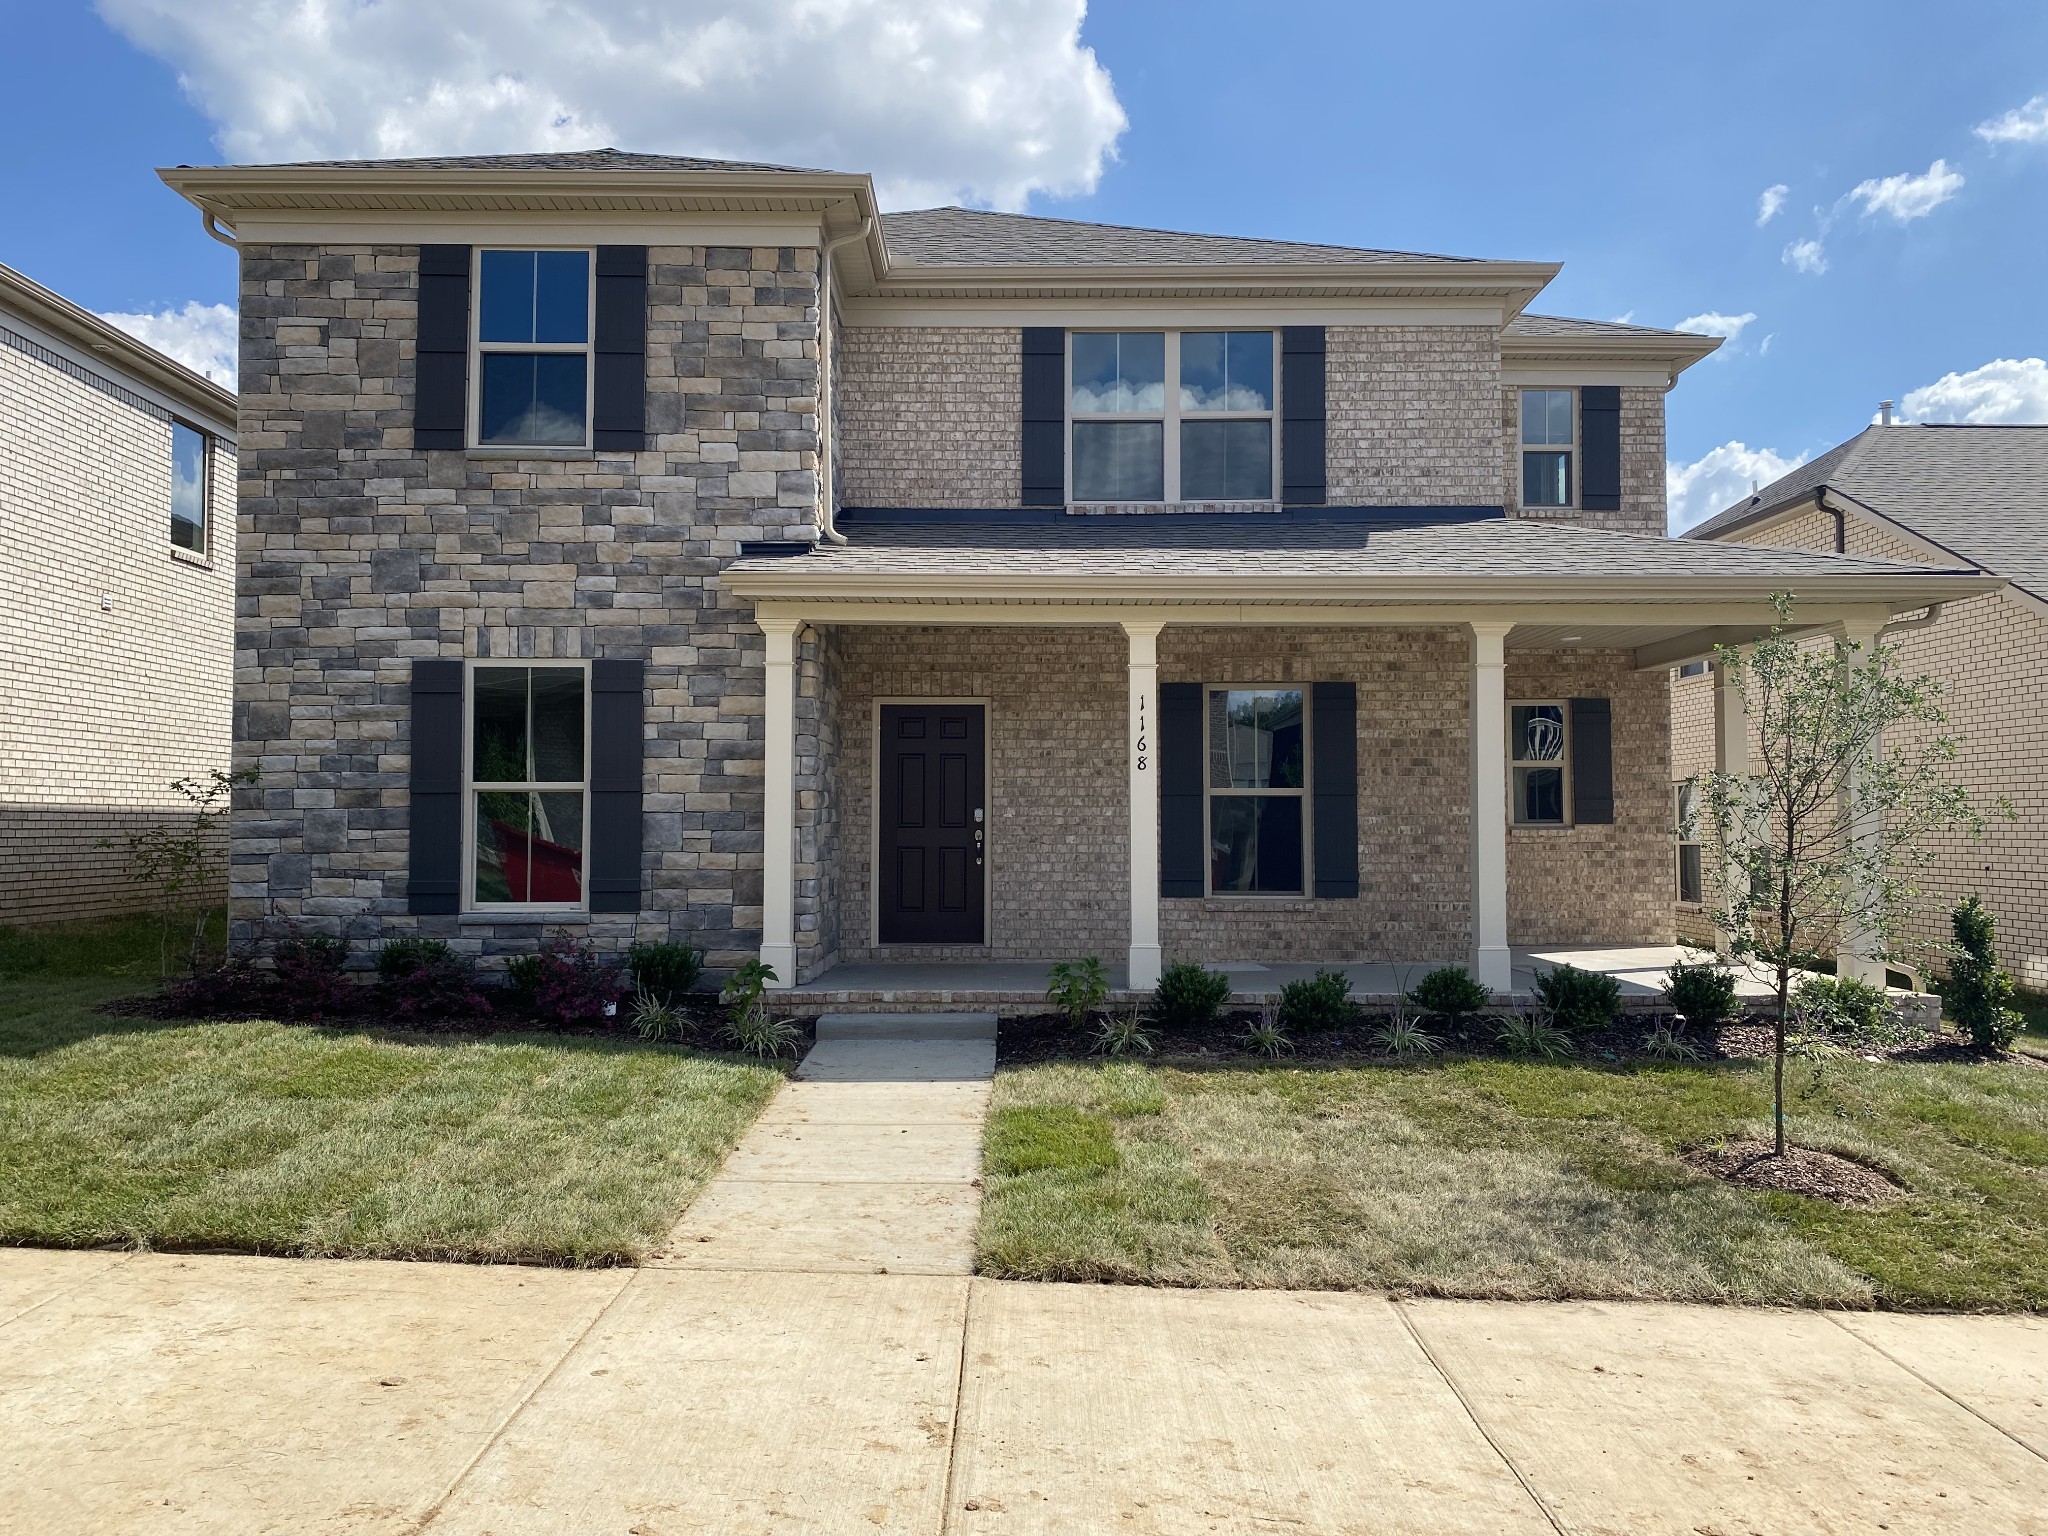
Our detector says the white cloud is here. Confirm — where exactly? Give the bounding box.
[1666,441,1806,534]
[1676,310,1758,344]
[1846,158,1964,222]
[97,301,237,386]
[1782,237,1828,275]
[1900,357,2048,424]
[1756,183,1788,225]
[1975,94,2048,145]
[95,0,1126,211]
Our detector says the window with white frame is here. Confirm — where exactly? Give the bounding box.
[1675,780,1704,903]
[1675,658,1714,679]
[1520,388,1574,508]
[1071,331,1276,502]
[170,421,209,553]
[474,249,594,447]
[470,664,589,906]
[1508,701,1569,825]
[1206,686,1306,893]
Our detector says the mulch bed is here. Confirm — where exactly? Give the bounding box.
[1686,1139,1906,1206]
[1714,1021,2030,1068]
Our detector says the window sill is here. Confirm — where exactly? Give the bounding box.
[458,910,590,926]
[1509,822,1576,832]
[1180,895,1317,911]
[466,446,600,460]
[169,545,214,570]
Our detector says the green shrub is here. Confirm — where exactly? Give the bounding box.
[1497,1013,1575,1060]
[1791,973,1892,1039]
[1242,1010,1294,1057]
[629,986,685,1041]
[1152,962,1231,1030]
[1639,1022,1702,1061]
[1662,961,1739,1028]
[1948,895,2022,1051]
[1532,964,1621,1033]
[377,936,453,980]
[1091,1003,1157,1057]
[1371,1015,1442,1061]
[1407,966,1490,1020]
[505,953,543,1003]
[628,940,704,1003]
[1278,968,1353,1032]
[1047,957,1111,1030]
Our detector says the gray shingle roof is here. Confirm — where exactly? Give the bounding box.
[1506,314,1706,342]
[1686,425,2048,601]
[878,207,1483,268]
[228,148,832,175]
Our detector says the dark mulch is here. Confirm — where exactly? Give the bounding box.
[1686,1139,1906,1207]
[1714,1020,2031,1068]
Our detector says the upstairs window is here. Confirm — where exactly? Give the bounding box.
[1520,388,1575,508]
[475,249,592,447]
[1072,331,1275,502]
[170,421,209,553]
[1509,701,1569,825]
[1207,686,1306,894]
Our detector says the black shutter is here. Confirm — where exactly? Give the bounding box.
[415,245,471,451]
[588,658,645,913]
[1580,385,1621,512]
[1311,681,1358,897]
[407,659,464,913]
[1570,697,1614,825]
[1021,327,1065,507]
[1159,682,1205,898]
[1281,326,1326,506]
[593,246,648,451]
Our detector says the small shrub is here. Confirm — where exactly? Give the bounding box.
[1496,1012,1575,1060]
[1092,1003,1158,1057]
[628,940,705,1004]
[1372,1015,1442,1061]
[1639,1022,1702,1061]
[1277,968,1353,1032]
[629,985,685,1041]
[1152,962,1231,1031]
[527,936,624,1025]
[384,954,492,1020]
[1791,974,1901,1047]
[1532,964,1621,1034]
[165,957,267,1017]
[271,930,356,1019]
[1047,957,1111,1030]
[1243,1008,1293,1057]
[718,958,796,1056]
[376,936,454,981]
[1407,966,1490,1021]
[1948,895,2023,1051]
[505,953,543,1004]
[1663,961,1739,1028]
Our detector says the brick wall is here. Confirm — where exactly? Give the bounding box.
[1326,326,1501,505]
[1499,384,1666,536]
[1669,666,1717,945]
[0,327,236,924]
[835,326,1020,508]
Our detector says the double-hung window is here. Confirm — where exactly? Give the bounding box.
[170,421,209,554]
[1520,388,1575,508]
[1675,780,1704,903]
[469,664,589,907]
[1071,331,1276,502]
[1206,687,1306,894]
[474,249,593,447]
[1509,702,1569,825]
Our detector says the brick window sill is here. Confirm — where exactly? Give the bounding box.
[169,545,214,571]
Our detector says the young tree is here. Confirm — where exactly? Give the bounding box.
[1699,595,1997,1156]
[111,768,255,981]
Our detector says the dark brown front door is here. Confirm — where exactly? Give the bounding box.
[878,704,986,945]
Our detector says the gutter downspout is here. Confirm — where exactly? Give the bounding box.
[200,209,238,248]
[1880,603,1944,636]
[816,213,876,545]
[1815,487,1847,554]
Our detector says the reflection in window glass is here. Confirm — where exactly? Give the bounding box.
[1520,388,1574,508]
[1510,703,1567,825]
[170,422,207,552]
[1521,389,1573,446]
[471,667,587,905]
[1179,332,1273,412]
[1205,687,1306,896]
[1071,332,1165,413]
[479,353,588,444]
[1182,419,1272,500]
[474,790,586,904]
[1209,690,1305,788]
[1210,795,1303,895]
[479,250,590,344]
[1073,421,1164,501]
[1675,781,1703,903]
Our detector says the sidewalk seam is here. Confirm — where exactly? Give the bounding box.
[936,1276,981,1536]
[0,1251,139,1333]
[1822,1311,2048,1465]
[1392,1298,1575,1536]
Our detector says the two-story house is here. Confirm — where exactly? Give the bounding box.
[159,150,1996,995]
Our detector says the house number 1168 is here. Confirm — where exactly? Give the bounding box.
[1134,692,1148,771]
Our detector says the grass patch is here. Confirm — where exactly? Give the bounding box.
[0,922,786,1266]
[979,1054,2048,1309]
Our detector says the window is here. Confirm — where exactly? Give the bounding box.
[170,421,208,553]
[1509,702,1568,825]
[1675,780,1703,903]
[1520,388,1574,508]
[469,665,588,906]
[475,249,593,447]
[1675,659,1714,679]
[1072,331,1275,502]
[1206,687,1306,893]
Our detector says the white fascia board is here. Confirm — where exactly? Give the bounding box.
[226,210,831,246]
[0,292,236,436]
[1503,363,1676,387]
[841,297,1507,327]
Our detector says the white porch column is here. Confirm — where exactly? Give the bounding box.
[1712,654,1751,958]
[1837,619,1888,986]
[1124,619,1165,991]
[1469,622,1513,994]
[758,615,802,988]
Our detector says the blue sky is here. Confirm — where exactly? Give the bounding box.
[7,1,2046,529]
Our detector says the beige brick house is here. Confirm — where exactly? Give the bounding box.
[1677,424,2046,988]
[0,262,237,925]
[157,151,1997,994]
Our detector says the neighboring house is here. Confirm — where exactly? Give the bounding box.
[0,262,237,926]
[1677,423,2047,988]
[157,150,1996,992]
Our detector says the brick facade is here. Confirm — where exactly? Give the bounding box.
[1499,384,1667,536]
[835,326,1020,508]
[0,325,236,924]
[1326,326,1501,506]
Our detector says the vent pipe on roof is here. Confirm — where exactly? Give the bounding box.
[1879,400,1894,427]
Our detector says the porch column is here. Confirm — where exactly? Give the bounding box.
[1469,622,1513,994]
[1124,619,1165,991]
[759,615,802,989]
[1837,619,1888,986]
[1712,653,1750,959]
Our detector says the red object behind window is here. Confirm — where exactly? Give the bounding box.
[491,819,582,902]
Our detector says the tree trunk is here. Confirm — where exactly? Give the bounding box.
[1774,963,1789,1158]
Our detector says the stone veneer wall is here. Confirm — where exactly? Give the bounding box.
[232,242,824,971]
[1499,383,1667,536]
[1325,326,1501,506]
[0,326,236,923]
[835,326,1021,508]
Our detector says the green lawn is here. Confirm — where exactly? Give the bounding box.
[980,1053,2048,1310]
[0,915,785,1266]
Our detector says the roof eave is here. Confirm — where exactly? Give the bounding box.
[1503,330,1721,377]
[854,258,1560,307]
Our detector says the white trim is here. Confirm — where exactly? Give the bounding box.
[462,658,593,914]
[759,619,801,985]
[468,246,596,451]
[1503,363,1673,387]
[1200,682,1313,898]
[1122,626,1162,989]
[1469,623,1513,991]
[845,299,1508,328]
[1517,387,1578,513]
[221,213,832,247]
[1507,698,1572,827]
[868,696,994,952]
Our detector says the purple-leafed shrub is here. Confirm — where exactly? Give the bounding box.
[384,955,493,1020]
[527,936,625,1026]
[271,930,358,1020]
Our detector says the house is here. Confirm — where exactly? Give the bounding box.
[0,261,237,926]
[1677,423,2047,989]
[155,150,1998,994]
